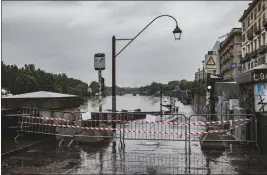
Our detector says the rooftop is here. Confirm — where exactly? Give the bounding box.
[1,91,78,99]
[239,0,258,22]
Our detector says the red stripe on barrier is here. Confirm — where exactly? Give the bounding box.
[21,115,251,126]
[20,122,234,136]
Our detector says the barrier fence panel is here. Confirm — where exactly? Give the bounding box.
[188,114,258,145]
[16,109,123,145]
[116,112,188,141]
[16,107,77,144]
[73,112,122,141]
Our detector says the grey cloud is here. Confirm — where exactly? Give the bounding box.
[2,1,250,87]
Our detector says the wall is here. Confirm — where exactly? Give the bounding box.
[215,82,240,100]
[192,92,206,113]
[239,82,267,153]
[239,83,255,114]
[254,82,267,112]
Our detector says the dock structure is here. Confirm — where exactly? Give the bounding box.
[1,91,85,140]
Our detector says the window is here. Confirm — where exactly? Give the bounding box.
[263,34,266,45]
[254,22,257,31]
[242,34,245,42]
[254,40,257,50]
[259,36,261,46]
[242,22,245,30]
[251,12,253,20]
[259,3,262,12]
[259,17,261,28]
[254,8,257,19]
[250,61,254,69]
[263,4,265,10]
[251,41,254,51]
[248,17,250,25]
[248,62,251,70]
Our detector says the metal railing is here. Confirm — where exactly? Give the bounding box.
[188,114,258,144]
[15,107,259,151]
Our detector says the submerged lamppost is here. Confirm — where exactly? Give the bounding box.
[111,15,182,130]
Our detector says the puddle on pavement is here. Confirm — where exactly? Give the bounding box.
[141,141,159,146]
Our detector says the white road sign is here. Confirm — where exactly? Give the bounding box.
[205,54,216,70]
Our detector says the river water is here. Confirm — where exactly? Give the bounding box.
[2,95,265,174]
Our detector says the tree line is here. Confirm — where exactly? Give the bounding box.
[139,79,198,95]
[1,61,105,97]
[1,61,197,97]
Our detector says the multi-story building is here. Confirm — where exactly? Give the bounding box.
[194,69,204,81]
[239,0,267,73]
[220,28,242,81]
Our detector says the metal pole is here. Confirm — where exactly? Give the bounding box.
[98,70,102,112]
[197,70,200,114]
[98,70,102,124]
[160,85,163,122]
[112,36,116,131]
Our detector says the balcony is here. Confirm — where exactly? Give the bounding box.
[250,50,258,58]
[254,25,261,35]
[258,45,267,54]
[263,18,267,29]
[243,53,251,62]
[247,28,253,40]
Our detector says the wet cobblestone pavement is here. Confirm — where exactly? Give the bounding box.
[2,137,267,174]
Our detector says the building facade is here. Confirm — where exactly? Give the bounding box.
[220,28,242,81]
[194,69,204,81]
[239,0,267,73]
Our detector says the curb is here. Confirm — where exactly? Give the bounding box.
[1,137,54,158]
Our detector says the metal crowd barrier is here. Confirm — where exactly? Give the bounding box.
[115,112,188,142]
[15,107,77,147]
[188,114,258,149]
[15,108,259,150]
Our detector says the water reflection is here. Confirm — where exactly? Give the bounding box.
[112,141,117,175]
[81,95,165,113]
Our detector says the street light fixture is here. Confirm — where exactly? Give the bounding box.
[173,25,182,40]
[111,15,182,130]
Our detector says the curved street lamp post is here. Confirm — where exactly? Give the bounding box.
[111,15,182,130]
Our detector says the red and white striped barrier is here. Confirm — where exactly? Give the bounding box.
[23,115,72,122]
[20,121,250,136]
[21,115,251,126]
[231,120,251,129]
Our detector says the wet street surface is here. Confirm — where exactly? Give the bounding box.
[2,96,267,174]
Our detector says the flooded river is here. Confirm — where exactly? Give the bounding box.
[2,95,266,174]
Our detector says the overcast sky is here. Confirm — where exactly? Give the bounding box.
[2,1,250,87]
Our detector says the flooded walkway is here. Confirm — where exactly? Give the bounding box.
[2,96,267,174]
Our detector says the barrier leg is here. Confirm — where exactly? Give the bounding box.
[14,134,20,143]
[58,138,64,147]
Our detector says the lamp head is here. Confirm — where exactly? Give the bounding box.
[173,25,182,40]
